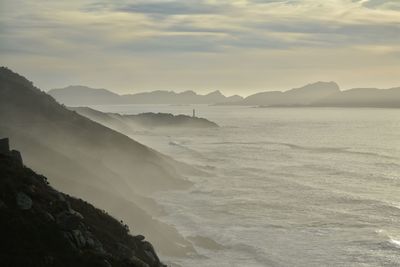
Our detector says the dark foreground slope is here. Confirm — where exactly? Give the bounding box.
[0,67,196,256]
[71,107,218,133]
[0,141,165,267]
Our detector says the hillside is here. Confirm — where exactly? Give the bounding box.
[0,67,196,256]
[0,139,165,267]
[71,107,218,133]
[49,86,243,106]
[48,85,122,105]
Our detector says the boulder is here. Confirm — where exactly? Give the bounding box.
[10,150,23,166]
[136,234,146,241]
[56,210,83,230]
[142,241,160,266]
[16,192,32,210]
[129,256,150,267]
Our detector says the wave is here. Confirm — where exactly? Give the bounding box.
[209,140,396,160]
[389,238,400,248]
[375,229,400,251]
[168,140,208,160]
[229,242,284,267]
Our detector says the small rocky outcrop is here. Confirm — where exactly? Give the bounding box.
[124,112,219,129]
[0,137,23,166]
[0,139,166,267]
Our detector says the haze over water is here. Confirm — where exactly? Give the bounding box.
[92,105,400,266]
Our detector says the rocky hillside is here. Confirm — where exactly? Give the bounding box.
[0,138,165,267]
[0,67,196,256]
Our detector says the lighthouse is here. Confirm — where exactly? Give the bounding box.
[192,109,196,118]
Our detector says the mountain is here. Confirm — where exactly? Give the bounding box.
[48,85,121,105]
[225,81,400,108]
[311,87,400,108]
[71,107,218,133]
[0,139,165,267]
[235,81,340,106]
[48,86,244,106]
[0,67,196,256]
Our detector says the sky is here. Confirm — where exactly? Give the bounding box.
[0,0,399,96]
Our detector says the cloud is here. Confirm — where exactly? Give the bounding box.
[115,1,227,15]
[84,0,232,16]
[361,0,400,10]
[1,0,399,92]
[2,0,399,54]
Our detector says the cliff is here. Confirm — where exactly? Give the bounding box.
[0,67,196,256]
[0,141,165,267]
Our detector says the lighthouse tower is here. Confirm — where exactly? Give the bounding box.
[192,109,196,118]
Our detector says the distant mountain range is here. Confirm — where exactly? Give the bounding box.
[235,81,340,106]
[228,82,400,108]
[48,85,243,106]
[49,82,400,108]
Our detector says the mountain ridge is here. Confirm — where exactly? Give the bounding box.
[221,81,400,108]
[49,86,243,105]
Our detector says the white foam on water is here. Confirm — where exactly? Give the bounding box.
[96,105,400,266]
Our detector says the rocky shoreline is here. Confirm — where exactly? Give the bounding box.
[0,138,166,267]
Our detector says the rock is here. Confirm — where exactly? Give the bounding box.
[136,234,145,241]
[0,139,23,166]
[63,232,78,249]
[27,185,37,195]
[142,241,160,266]
[0,138,10,154]
[16,192,32,210]
[56,210,83,230]
[43,211,55,222]
[69,208,84,219]
[129,256,150,267]
[84,231,104,253]
[63,228,105,253]
[0,135,167,267]
[10,150,23,166]
[72,229,87,248]
[56,192,66,202]
[116,242,132,256]
[144,250,157,265]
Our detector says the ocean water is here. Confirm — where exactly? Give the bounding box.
[92,105,400,267]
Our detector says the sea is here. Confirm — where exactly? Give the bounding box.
[91,105,400,267]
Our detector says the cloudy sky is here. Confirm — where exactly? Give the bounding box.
[1,0,399,95]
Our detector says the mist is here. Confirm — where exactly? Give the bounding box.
[1,0,400,266]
